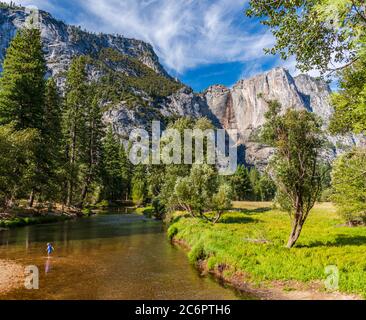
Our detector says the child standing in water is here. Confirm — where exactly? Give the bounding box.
[46,243,54,257]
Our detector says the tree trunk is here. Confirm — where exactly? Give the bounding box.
[287,218,304,248]
[67,123,77,207]
[66,181,73,207]
[79,175,92,209]
[212,211,222,224]
[28,190,35,208]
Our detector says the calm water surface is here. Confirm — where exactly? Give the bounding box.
[0,214,249,300]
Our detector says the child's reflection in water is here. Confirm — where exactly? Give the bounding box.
[45,258,52,274]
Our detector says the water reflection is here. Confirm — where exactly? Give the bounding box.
[0,214,249,300]
[45,258,52,274]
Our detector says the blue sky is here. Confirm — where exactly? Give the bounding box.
[7,0,300,92]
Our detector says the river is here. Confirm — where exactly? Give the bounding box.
[0,213,249,300]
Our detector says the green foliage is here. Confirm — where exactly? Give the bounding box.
[170,203,366,298]
[211,183,233,223]
[0,28,46,129]
[152,197,166,220]
[62,56,106,207]
[260,100,325,248]
[0,215,69,229]
[188,242,208,264]
[0,124,39,208]
[230,165,276,201]
[332,148,366,224]
[100,126,128,202]
[230,165,252,200]
[173,164,218,216]
[62,56,89,206]
[329,39,366,135]
[246,1,366,139]
[258,172,277,201]
[85,48,183,110]
[0,2,23,9]
[246,0,366,75]
[34,77,63,202]
[249,168,262,200]
[167,225,179,241]
[131,165,147,206]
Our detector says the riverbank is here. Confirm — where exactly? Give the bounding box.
[0,260,23,294]
[168,202,365,300]
[0,204,81,230]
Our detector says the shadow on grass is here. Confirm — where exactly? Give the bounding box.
[298,235,366,248]
[244,207,272,214]
[220,216,259,224]
[170,214,192,225]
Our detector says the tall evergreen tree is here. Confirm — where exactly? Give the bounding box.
[119,143,132,201]
[0,27,48,206]
[0,28,46,130]
[63,56,89,206]
[33,78,63,204]
[79,93,104,207]
[101,126,124,202]
[230,165,252,201]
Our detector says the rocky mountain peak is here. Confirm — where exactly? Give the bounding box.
[0,6,168,77]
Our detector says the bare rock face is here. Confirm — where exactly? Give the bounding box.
[203,68,358,168]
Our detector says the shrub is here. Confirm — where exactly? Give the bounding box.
[167,226,178,241]
[332,148,366,225]
[188,242,207,264]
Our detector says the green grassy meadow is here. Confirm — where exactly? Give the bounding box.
[168,202,366,298]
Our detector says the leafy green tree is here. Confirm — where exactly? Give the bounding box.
[246,1,366,136]
[158,117,218,210]
[211,183,233,224]
[173,164,219,220]
[329,41,366,135]
[246,0,366,75]
[260,101,325,248]
[332,148,366,225]
[230,165,252,201]
[151,197,166,220]
[258,172,277,201]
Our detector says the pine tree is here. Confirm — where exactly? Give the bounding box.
[101,126,124,202]
[0,28,46,130]
[119,143,132,201]
[0,27,48,206]
[249,168,262,201]
[79,93,104,207]
[32,78,63,204]
[62,56,89,206]
[131,165,147,207]
[230,165,252,201]
[43,78,62,146]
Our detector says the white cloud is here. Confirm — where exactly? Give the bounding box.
[5,0,275,75]
[72,0,274,74]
